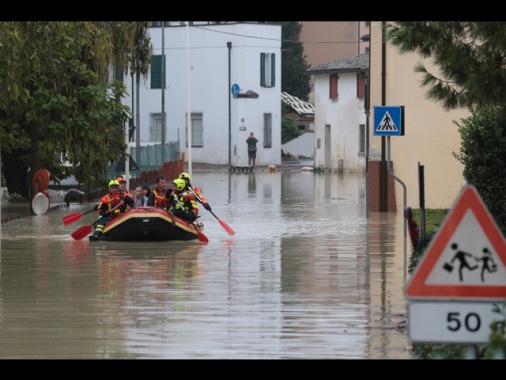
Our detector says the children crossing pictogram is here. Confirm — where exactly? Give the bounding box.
[443,243,498,283]
[376,111,398,132]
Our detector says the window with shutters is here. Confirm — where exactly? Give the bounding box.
[260,53,276,88]
[330,74,338,100]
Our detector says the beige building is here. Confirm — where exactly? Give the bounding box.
[300,22,369,66]
[300,22,369,103]
[369,21,469,210]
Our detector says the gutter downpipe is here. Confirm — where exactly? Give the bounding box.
[365,74,370,218]
[381,21,387,212]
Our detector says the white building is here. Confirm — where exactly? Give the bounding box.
[308,53,369,173]
[124,22,282,167]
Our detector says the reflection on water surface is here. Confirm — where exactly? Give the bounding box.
[0,170,412,359]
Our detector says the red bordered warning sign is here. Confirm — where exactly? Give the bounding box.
[405,184,506,300]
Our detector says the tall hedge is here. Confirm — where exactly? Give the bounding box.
[453,106,506,234]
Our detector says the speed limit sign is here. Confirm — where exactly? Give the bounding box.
[408,300,505,344]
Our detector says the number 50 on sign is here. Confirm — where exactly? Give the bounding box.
[408,301,505,344]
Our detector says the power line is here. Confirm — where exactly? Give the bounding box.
[191,25,363,45]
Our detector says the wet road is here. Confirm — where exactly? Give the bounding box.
[0,169,413,359]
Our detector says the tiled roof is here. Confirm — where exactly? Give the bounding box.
[284,112,314,122]
[281,92,315,116]
[306,53,369,75]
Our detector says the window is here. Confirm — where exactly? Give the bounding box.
[365,21,370,28]
[357,74,365,99]
[112,67,125,83]
[263,113,272,148]
[365,46,370,53]
[185,113,204,147]
[151,55,165,89]
[330,74,338,100]
[150,113,165,142]
[260,53,276,88]
[359,124,365,154]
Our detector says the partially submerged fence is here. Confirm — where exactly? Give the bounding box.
[107,141,180,180]
[129,154,185,190]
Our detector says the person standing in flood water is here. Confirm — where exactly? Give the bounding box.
[246,132,258,168]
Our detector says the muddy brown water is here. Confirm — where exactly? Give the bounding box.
[0,169,413,359]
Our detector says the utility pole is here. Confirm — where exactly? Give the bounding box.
[186,22,192,178]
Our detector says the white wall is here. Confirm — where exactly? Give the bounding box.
[281,132,314,158]
[124,23,282,167]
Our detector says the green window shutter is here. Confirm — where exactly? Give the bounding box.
[260,53,266,87]
[151,55,162,89]
[271,53,275,87]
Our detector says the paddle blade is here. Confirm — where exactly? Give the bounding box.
[197,230,209,243]
[71,225,93,240]
[191,223,209,243]
[218,219,235,235]
[63,212,84,226]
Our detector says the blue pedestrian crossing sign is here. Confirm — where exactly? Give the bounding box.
[373,106,405,136]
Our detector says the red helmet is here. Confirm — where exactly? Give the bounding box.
[116,176,126,184]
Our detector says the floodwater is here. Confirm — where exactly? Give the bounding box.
[0,169,414,359]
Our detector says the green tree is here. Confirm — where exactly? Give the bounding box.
[277,21,311,101]
[385,22,506,116]
[0,22,151,200]
[281,101,302,144]
[453,106,506,234]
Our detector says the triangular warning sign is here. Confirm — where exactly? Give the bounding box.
[405,184,506,300]
[115,154,140,172]
[376,111,398,131]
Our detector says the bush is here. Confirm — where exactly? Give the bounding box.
[281,115,302,144]
[453,106,506,235]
